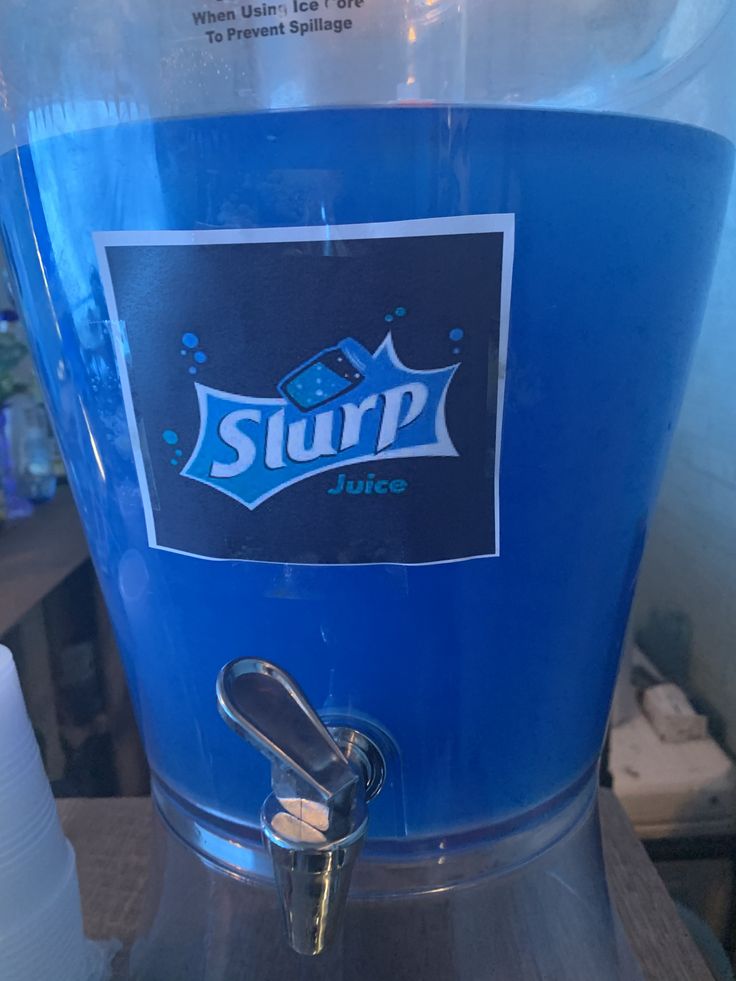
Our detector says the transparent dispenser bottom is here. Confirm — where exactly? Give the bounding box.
[127,773,642,981]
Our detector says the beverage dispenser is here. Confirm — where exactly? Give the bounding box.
[0,1,733,977]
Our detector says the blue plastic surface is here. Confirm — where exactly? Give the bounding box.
[0,106,731,836]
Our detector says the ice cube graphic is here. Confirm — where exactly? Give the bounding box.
[277,338,371,412]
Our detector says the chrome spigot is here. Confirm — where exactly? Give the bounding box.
[216,659,384,956]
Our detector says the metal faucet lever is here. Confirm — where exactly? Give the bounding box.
[216,658,384,956]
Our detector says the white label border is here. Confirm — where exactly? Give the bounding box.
[94,213,515,566]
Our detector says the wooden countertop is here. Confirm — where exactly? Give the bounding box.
[58,791,713,981]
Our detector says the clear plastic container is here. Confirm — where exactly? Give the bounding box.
[0,2,733,978]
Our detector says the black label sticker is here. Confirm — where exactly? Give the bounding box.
[96,215,513,565]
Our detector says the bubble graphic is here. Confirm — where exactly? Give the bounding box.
[162,430,179,445]
[182,332,199,348]
[453,347,461,355]
[180,350,187,356]
[194,351,208,364]
[175,449,183,457]
[189,366,197,375]
[384,314,394,323]
[449,328,464,342]
[395,307,407,317]
[170,458,178,466]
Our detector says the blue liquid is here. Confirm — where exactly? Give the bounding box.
[0,107,731,837]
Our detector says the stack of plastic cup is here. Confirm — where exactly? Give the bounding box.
[0,645,112,981]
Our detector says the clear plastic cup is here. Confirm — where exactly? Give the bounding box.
[0,646,110,981]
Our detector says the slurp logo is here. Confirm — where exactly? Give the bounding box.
[181,334,458,509]
[97,215,510,563]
